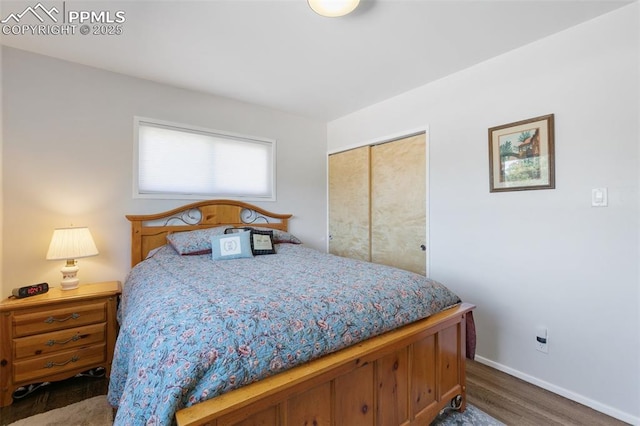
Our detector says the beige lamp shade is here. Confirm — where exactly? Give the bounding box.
[47,227,99,260]
[308,0,360,17]
[46,227,99,290]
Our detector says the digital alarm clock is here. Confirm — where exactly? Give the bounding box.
[12,282,49,298]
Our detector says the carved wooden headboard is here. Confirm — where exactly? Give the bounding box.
[126,199,292,267]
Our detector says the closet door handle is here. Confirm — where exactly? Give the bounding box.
[420,244,426,251]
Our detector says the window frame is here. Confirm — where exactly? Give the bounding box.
[133,116,276,201]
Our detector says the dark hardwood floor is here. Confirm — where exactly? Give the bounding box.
[0,360,630,425]
[466,360,629,426]
[0,374,108,425]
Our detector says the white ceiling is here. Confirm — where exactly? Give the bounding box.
[1,0,632,121]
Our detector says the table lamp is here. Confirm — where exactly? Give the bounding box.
[46,227,99,290]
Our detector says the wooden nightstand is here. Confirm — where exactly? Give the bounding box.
[0,281,121,407]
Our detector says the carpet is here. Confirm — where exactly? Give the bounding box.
[432,403,506,425]
[7,396,113,426]
[8,396,503,426]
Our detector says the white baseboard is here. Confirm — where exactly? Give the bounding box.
[474,356,639,426]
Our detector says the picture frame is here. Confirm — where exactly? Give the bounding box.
[488,114,555,192]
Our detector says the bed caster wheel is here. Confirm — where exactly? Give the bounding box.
[450,394,463,410]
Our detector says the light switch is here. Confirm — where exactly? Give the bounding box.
[591,188,608,207]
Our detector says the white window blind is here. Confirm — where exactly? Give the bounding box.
[135,118,275,200]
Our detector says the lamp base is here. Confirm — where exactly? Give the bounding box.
[60,260,80,290]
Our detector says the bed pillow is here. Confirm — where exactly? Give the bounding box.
[211,230,253,260]
[250,227,302,244]
[248,229,276,255]
[224,227,252,234]
[166,226,228,255]
[223,227,277,255]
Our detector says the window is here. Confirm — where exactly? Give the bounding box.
[134,117,275,200]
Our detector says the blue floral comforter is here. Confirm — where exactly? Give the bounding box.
[107,244,461,425]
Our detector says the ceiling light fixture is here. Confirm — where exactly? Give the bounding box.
[308,0,360,17]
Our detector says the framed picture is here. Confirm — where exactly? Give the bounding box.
[488,114,555,192]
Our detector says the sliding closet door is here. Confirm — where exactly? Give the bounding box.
[329,146,370,261]
[371,134,426,275]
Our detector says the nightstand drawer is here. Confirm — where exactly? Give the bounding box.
[12,301,106,337]
[13,344,106,383]
[13,323,106,359]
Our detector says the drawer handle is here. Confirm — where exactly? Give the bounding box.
[45,333,81,346]
[45,355,79,369]
[44,313,80,324]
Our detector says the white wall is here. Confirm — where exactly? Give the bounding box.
[2,47,327,298]
[329,4,639,424]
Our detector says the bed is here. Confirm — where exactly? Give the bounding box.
[108,199,475,425]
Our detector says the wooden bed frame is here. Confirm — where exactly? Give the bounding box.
[126,199,475,426]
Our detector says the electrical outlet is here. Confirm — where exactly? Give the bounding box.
[535,338,548,354]
[535,327,548,354]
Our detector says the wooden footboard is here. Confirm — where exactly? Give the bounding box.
[176,302,474,426]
